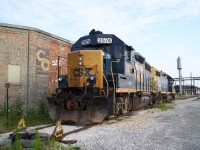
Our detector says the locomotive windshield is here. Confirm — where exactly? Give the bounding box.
[73,45,111,53]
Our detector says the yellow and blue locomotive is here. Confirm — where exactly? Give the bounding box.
[48,29,175,124]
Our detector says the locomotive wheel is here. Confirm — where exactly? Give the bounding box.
[122,97,129,114]
[116,96,130,115]
[149,94,154,105]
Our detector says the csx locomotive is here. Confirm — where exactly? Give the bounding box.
[48,29,175,124]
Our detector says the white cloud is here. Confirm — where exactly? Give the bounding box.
[1,0,200,40]
[0,0,200,78]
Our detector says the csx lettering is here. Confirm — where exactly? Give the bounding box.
[85,68,92,76]
[73,68,83,77]
[73,68,93,77]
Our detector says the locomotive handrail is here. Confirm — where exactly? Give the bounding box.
[92,65,109,99]
[110,60,120,105]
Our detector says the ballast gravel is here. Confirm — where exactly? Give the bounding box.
[63,97,200,150]
[1,97,200,150]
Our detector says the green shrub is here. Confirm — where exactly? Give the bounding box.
[0,95,7,116]
[0,97,52,133]
[38,100,48,115]
[9,97,23,116]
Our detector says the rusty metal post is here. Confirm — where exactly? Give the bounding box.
[6,87,8,127]
[5,83,10,128]
[58,56,60,83]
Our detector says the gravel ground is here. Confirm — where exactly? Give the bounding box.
[0,97,200,150]
[62,97,200,150]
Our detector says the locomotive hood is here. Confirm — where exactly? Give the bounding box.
[71,29,133,52]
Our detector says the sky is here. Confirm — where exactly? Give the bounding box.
[1,0,200,85]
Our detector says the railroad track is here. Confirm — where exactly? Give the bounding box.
[34,122,96,144]
[33,110,144,144]
[34,124,55,130]
[33,98,195,144]
[57,124,96,144]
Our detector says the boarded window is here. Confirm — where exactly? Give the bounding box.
[8,65,20,85]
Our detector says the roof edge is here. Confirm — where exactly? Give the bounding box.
[0,22,74,44]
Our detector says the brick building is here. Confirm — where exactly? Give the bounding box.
[0,23,72,112]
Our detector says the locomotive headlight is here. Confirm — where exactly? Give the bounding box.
[90,76,94,80]
[78,57,83,65]
[86,75,96,87]
[79,61,83,66]
[58,77,62,81]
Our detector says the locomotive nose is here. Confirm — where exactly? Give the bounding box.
[67,50,103,88]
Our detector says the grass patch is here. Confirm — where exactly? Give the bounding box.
[0,99,81,149]
[156,100,174,111]
[0,99,53,134]
[0,133,80,150]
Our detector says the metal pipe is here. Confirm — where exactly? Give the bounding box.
[179,69,182,95]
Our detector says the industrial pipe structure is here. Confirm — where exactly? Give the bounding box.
[177,57,182,96]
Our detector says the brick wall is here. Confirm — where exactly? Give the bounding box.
[0,26,28,106]
[0,24,72,110]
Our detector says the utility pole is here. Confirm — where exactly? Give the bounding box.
[177,57,182,96]
[183,80,184,95]
[193,76,195,94]
[190,73,192,95]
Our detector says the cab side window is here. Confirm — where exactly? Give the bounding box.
[126,50,131,62]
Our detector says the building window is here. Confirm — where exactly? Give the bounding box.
[8,65,20,85]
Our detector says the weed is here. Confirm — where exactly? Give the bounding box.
[38,100,48,115]
[156,99,174,111]
[0,98,53,133]
[10,97,23,116]
[27,106,37,117]
[34,132,40,150]
[14,129,23,150]
[0,95,7,116]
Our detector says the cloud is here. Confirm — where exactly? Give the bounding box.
[0,0,200,78]
[1,0,200,40]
